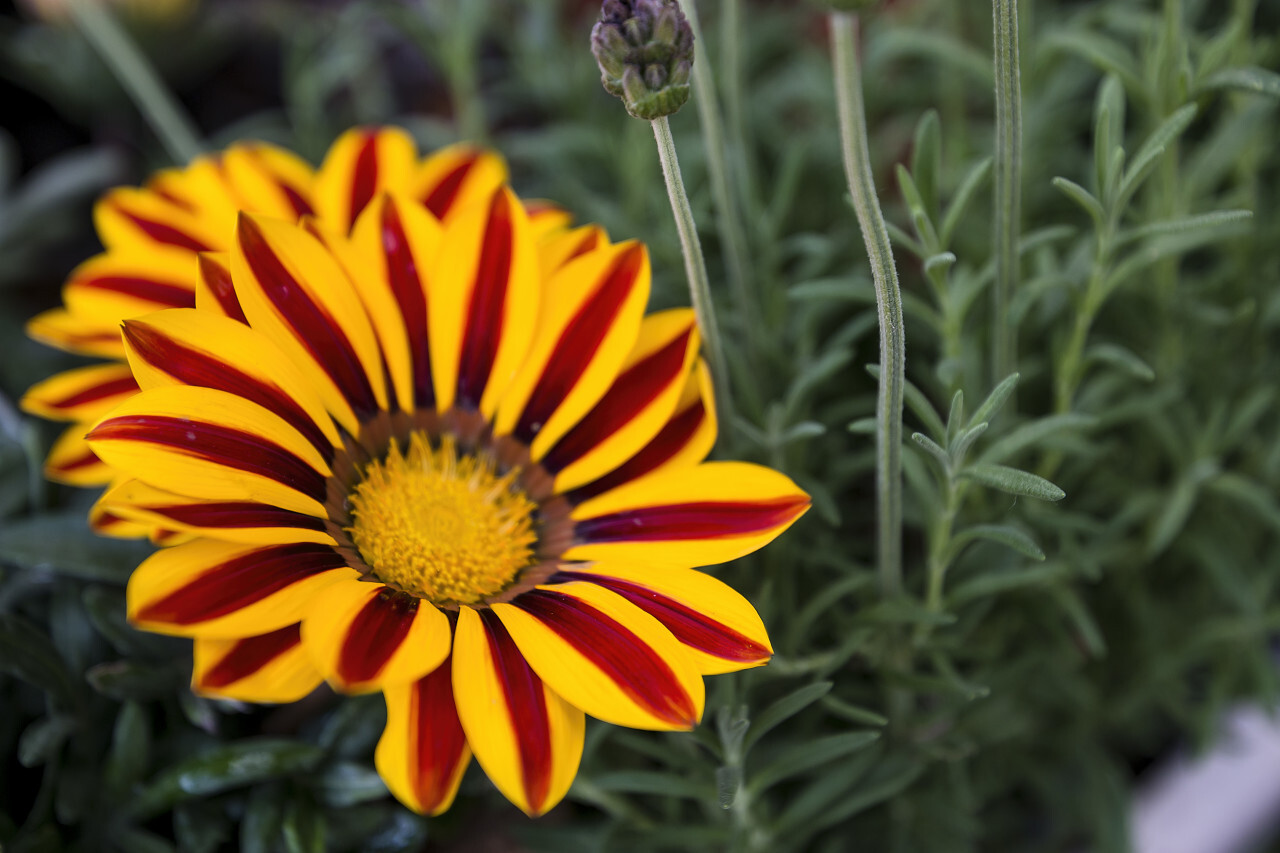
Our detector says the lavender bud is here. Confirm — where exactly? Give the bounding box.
[590,0,694,120]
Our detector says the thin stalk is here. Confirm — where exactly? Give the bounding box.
[69,0,202,164]
[439,0,488,141]
[651,116,732,420]
[830,13,905,599]
[992,0,1022,386]
[678,0,759,339]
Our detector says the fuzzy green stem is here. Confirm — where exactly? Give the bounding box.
[69,0,202,164]
[651,116,732,420]
[678,0,759,337]
[830,13,905,599]
[991,0,1022,387]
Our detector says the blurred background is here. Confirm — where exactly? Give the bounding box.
[3,1,1280,851]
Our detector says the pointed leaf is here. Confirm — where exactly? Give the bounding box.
[959,464,1065,501]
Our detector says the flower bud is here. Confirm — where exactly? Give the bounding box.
[591,0,694,120]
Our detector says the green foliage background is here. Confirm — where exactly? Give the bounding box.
[2,0,1279,851]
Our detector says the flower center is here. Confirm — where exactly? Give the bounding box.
[346,431,538,605]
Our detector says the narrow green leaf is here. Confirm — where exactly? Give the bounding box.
[1116,103,1198,205]
[944,390,964,445]
[590,770,709,799]
[968,372,1020,428]
[949,563,1075,605]
[87,659,183,701]
[946,524,1045,563]
[0,512,152,583]
[131,740,325,817]
[18,714,78,768]
[105,702,151,796]
[979,413,1097,465]
[0,614,80,709]
[282,795,325,853]
[307,761,388,808]
[910,432,951,471]
[896,164,940,250]
[959,464,1066,501]
[820,695,889,727]
[1085,342,1155,381]
[1051,177,1106,227]
[940,156,993,247]
[748,731,880,795]
[1198,66,1280,99]
[911,108,942,221]
[847,417,876,434]
[239,786,286,853]
[741,681,833,755]
[1117,209,1253,246]
[950,422,989,462]
[1049,584,1106,657]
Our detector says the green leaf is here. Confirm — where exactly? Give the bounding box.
[0,614,80,709]
[847,417,876,434]
[968,373,1020,428]
[240,786,286,853]
[939,156,993,248]
[282,795,326,853]
[1085,342,1155,382]
[741,681,833,755]
[950,422,989,462]
[895,164,939,250]
[131,740,325,817]
[748,731,880,795]
[0,512,152,583]
[1117,209,1253,246]
[911,108,942,222]
[18,714,78,768]
[819,695,889,727]
[1049,584,1106,657]
[1051,177,1106,227]
[1094,74,1126,197]
[949,563,1075,605]
[946,524,1046,563]
[910,432,950,471]
[958,464,1066,501]
[590,770,709,799]
[944,390,964,445]
[1198,66,1280,99]
[979,413,1097,465]
[1116,103,1198,206]
[307,761,388,808]
[105,702,151,797]
[87,659,184,701]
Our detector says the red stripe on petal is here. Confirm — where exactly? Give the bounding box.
[43,375,138,411]
[146,501,328,534]
[480,610,553,813]
[337,589,419,685]
[89,415,328,504]
[199,255,247,322]
[136,543,347,625]
[556,572,768,665]
[422,155,475,219]
[80,275,194,309]
[455,192,514,410]
[575,496,809,544]
[381,202,434,409]
[515,589,695,728]
[515,245,645,444]
[114,207,210,252]
[565,229,603,264]
[237,217,380,417]
[122,320,333,460]
[568,398,706,502]
[203,624,303,689]
[55,447,104,473]
[350,131,380,230]
[412,657,469,811]
[542,328,692,474]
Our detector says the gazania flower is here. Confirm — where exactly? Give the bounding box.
[21,128,510,499]
[82,176,809,815]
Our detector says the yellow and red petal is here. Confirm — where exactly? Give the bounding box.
[89,485,153,540]
[26,308,126,359]
[45,425,114,486]
[314,127,417,234]
[345,194,443,413]
[537,223,607,277]
[567,462,810,568]
[220,144,316,222]
[87,385,333,517]
[493,581,704,731]
[62,246,198,323]
[413,143,508,222]
[525,201,574,240]
[126,539,357,638]
[495,240,650,457]
[194,253,247,322]
[554,564,771,675]
[301,578,450,694]
[567,359,717,502]
[121,308,341,459]
[98,480,335,546]
[542,309,700,493]
[377,657,471,816]
[21,363,138,424]
[231,213,388,431]
[192,623,323,703]
[452,606,583,816]
[429,187,540,417]
[94,185,225,254]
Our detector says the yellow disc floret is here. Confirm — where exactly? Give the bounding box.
[347,432,538,605]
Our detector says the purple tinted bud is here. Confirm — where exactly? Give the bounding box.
[590,0,694,120]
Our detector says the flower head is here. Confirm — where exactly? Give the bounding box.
[57,129,809,817]
[591,0,694,120]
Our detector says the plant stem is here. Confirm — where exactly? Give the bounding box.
[651,116,732,420]
[830,13,905,599]
[441,1,487,142]
[992,0,1022,387]
[69,0,202,164]
[678,0,759,340]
